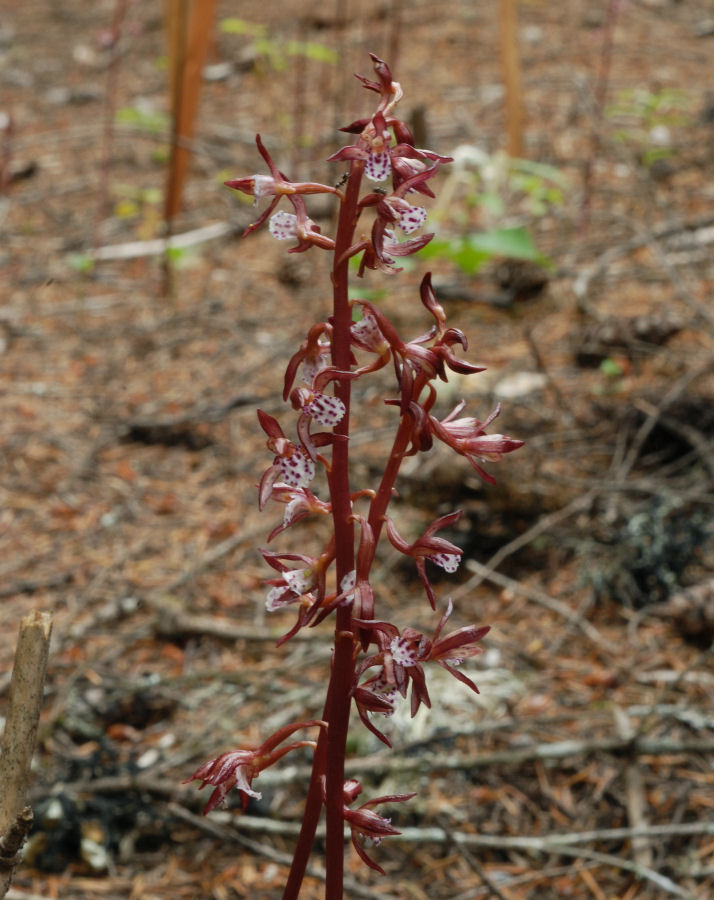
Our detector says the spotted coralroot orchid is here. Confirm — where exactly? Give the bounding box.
[430,400,524,484]
[338,779,416,875]
[225,134,343,238]
[356,598,491,717]
[184,721,325,814]
[186,54,524,900]
[385,510,464,609]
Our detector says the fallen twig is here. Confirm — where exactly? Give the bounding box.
[613,705,653,869]
[171,809,707,899]
[463,557,606,648]
[87,220,245,261]
[453,492,596,600]
[572,215,714,311]
[56,734,714,801]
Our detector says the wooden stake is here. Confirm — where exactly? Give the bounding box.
[163,0,218,223]
[0,611,53,899]
[500,0,524,158]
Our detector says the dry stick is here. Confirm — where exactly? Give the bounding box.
[170,811,706,899]
[579,0,624,232]
[644,230,714,328]
[451,491,600,641]
[387,0,404,74]
[612,706,653,870]
[463,558,607,649]
[163,0,217,297]
[454,491,596,597]
[5,889,52,900]
[94,0,130,249]
[617,358,714,481]
[523,326,573,421]
[0,612,53,900]
[163,0,217,222]
[66,734,714,801]
[87,219,245,260]
[504,844,694,900]
[458,842,514,900]
[572,214,714,314]
[290,20,307,178]
[450,868,565,900]
[633,400,714,480]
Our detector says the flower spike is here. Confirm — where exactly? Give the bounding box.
[201,52,524,898]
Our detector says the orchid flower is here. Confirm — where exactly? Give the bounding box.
[385,510,464,608]
[185,720,324,814]
[225,135,341,237]
[338,778,415,875]
[429,401,524,484]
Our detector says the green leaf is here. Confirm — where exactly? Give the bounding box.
[466,227,549,264]
[285,40,338,64]
[420,227,551,276]
[67,254,95,274]
[419,237,491,276]
[219,18,266,37]
[164,246,186,263]
[151,147,170,165]
[114,199,139,219]
[510,157,568,187]
[253,37,285,70]
[599,357,623,378]
[141,187,162,206]
[115,106,169,135]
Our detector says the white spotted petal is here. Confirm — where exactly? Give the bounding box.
[430,552,460,573]
[389,636,419,667]
[269,210,299,240]
[397,203,427,234]
[365,151,391,183]
[278,450,315,487]
[304,393,346,427]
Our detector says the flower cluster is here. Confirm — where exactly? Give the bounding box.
[188,55,524,892]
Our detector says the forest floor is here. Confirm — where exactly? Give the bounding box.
[1,1,714,898]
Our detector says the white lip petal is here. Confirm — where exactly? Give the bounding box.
[278,451,315,487]
[398,204,427,234]
[365,151,391,182]
[305,393,346,426]
[269,210,299,240]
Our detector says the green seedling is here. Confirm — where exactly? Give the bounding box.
[606,87,694,168]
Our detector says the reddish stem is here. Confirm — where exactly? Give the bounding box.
[323,159,363,900]
[282,160,363,900]
[367,412,413,546]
